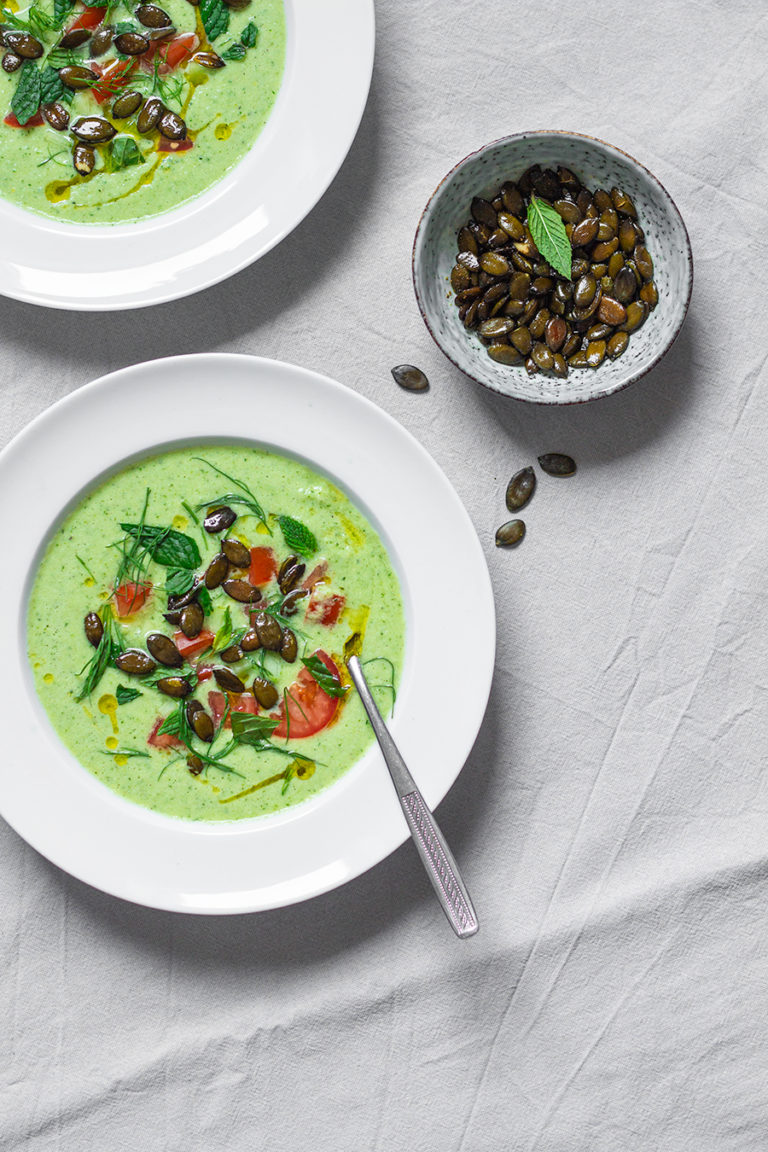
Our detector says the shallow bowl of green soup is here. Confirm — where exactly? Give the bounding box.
[0,354,495,913]
[0,0,374,310]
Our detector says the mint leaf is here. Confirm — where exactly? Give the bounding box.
[302,655,347,698]
[527,194,572,281]
[200,0,228,42]
[116,685,142,705]
[278,515,317,558]
[240,21,258,47]
[107,136,145,172]
[222,42,246,60]
[53,0,74,25]
[11,61,41,126]
[40,65,67,106]
[197,586,213,617]
[165,567,196,596]
[231,712,279,745]
[213,605,233,652]
[120,524,201,570]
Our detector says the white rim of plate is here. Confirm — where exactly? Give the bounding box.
[0,0,375,311]
[0,354,496,913]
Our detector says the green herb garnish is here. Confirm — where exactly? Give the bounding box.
[11,62,42,127]
[361,656,396,716]
[53,0,74,25]
[102,747,150,759]
[230,712,279,746]
[212,605,234,653]
[116,684,142,706]
[200,0,228,42]
[75,607,123,701]
[119,523,201,570]
[40,65,68,107]
[240,21,258,47]
[222,42,246,60]
[194,457,270,534]
[107,136,145,172]
[526,194,572,281]
[302,654,347,698]
[278,515,317,558]
[197,586,213,617]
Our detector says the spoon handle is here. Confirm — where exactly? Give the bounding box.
[346,656,479,939]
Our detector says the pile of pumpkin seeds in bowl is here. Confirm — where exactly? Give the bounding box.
[450,164,657,379]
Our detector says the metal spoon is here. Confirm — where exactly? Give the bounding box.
[346,656,479,938]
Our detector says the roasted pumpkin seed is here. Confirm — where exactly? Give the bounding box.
[252,677,279,708]
[180,602,203,638]
[204,552,228,588]
[254,611,282,650]
[222,579,260,604]
[72,143,95,175]
[157,676,192,698]
[112,89,142,118]
[505,466,536,512]
[115,649,156,676]
[221,538,251,568]
[240,628,261,652]
[204,505,236,533]
[213,667,246,693]
[84,612,103,648]
[280,629,298,663]
[41,101,69,130]
[220,645,243,664]
[146,633,183,668]
[495,519,525,548]
[538,453,576,477]
[114,30,149,54]
[392,364,429,392]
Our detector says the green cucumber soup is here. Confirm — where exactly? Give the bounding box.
[0,0,285,224]
[27,446,405,821]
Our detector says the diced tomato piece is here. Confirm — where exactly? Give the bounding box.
[307,593,345,627]
[157,137,194,153]
[273,650,340,739]
[157,31,197,71]
[113,581,152,617]
[249,546,277,587]
[148,716,184,751]
[68,5,106,30]
[208,690,258,729]
[4,111,44,128]
[302,561,328,590]
[174,629,215,661]
[91,58,136,102]
[196,663,214,682]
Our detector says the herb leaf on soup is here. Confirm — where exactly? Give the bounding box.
[200,0,229,42]
[11,62,42,127]
[278,515,317,558]
[302,654,348,698]
[119,523,201,569]
[116,684,142,705]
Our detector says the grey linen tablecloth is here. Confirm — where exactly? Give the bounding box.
[2,1,768,1148]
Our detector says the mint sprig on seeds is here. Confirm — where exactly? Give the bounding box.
[526,195,572,281]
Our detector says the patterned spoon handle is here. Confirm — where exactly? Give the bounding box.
[346,656,479,939]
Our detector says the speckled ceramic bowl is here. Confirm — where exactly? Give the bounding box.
[412,131,693,404]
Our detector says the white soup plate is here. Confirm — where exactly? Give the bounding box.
[0,354,496,914]
[0,0,374,310]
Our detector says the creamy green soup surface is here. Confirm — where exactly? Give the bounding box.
[27,446,405,821]
[0,0,285,224]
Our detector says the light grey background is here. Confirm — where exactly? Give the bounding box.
[2,2,767,1149]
